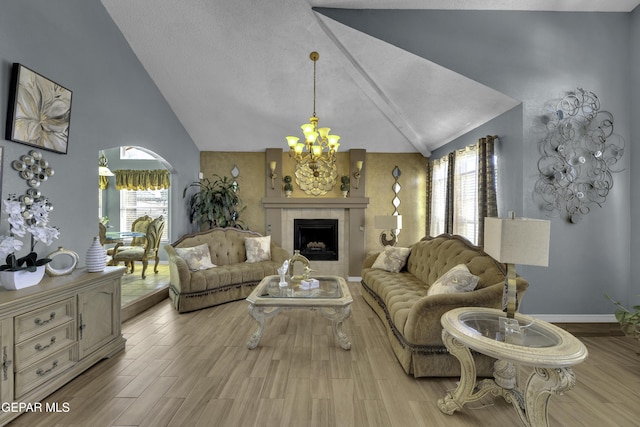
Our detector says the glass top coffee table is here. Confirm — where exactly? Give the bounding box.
[246,275,353,350]
[438,307,588,427]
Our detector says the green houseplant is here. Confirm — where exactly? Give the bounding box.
[340,176,349,197]
[605,293,640,340]
[283,175,293,197]
[183,174,246,229]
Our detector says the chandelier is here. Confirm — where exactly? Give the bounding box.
[286,51,340,177]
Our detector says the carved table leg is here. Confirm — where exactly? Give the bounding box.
[320,305,352,350]
[247,303,281,349]
[524,367,576,427]
[438,329,500,415]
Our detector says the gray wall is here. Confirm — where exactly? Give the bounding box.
[0,0,200,267]
[318,8,635,315]
[632,8,640,308]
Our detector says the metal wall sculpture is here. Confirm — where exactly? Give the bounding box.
[535,88,624,223]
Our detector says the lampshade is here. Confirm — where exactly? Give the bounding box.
[375,215,402,230]
[484,216,550,266]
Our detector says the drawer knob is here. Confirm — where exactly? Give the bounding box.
[36,360,59,377]
[34,312,56,326]
[35,336,57,352]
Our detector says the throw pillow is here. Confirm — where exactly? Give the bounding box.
[245,235,271,263]
[371,246,411,273]
[175,243,216,271]
[427,264,479,296]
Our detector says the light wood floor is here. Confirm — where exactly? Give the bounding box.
[8,281,640,427]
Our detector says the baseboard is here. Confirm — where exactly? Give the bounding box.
[533,314,616,323]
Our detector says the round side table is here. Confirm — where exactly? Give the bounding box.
[437,307,588,427]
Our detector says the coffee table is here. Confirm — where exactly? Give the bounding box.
[246,275,353,350]
[438,307,588,427]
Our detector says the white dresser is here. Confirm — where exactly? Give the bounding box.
[0,267,126,425]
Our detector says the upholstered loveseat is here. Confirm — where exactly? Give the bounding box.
[360,233,529,378]
[165,227,289,313]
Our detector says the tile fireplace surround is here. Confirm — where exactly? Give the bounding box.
[262,197,369,278]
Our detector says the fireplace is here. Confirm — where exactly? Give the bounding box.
[294,219,338,261]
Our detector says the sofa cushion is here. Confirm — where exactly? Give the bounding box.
[245,235,271,263]
[371,246,411,273]
[175,243,216,271]
[427,264,479,296]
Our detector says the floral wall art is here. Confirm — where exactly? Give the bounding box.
[535,88,625,224]
[5,63,72,154]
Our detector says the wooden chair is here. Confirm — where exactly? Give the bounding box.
[98,222,122,246]
[107,215,152,267]
[111,215,165,279]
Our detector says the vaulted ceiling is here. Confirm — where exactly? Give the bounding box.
[101,0,640,156]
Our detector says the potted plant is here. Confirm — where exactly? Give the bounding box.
[340,176,349,197]
[0,195,59,289]
[183,174,246,229]
[605,293,640,341]
[283,175,293,197]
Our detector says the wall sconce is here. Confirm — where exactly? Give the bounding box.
[353,160,363,189]
[269,161,277,190]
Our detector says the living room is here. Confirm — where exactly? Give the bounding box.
[1,0,640,426]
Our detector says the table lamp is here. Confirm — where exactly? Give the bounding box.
[375,215,402,246]
[484,213,550,318]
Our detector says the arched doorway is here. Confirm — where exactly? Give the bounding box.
[98,146,174,319]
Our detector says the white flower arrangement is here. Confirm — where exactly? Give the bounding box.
[0,196,59,271]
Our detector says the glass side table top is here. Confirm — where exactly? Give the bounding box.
[442,307,588,368]
[259,275,343,299]
[459,311,559,348]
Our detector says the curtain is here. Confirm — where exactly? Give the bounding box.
[99,176,109,190]
[115,169,170,191]
[477,135,498,246]
[445,151,455,234]
[425,161,432,235]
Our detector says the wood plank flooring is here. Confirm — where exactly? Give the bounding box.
[7,281,640,426]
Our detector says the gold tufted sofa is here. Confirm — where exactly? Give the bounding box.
[165,227,289,313]
[361,233,529,378]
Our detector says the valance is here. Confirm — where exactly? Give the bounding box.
[115,169,170,191]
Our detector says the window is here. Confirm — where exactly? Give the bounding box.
[428,137,498,246]
[452,147,478,243]
[430,157,448,237]
[120,189,169,242]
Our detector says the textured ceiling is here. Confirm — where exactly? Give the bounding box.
[101,0,640,156]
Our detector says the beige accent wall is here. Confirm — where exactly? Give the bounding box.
[200,150,427,257]
[363,153,427,253]
[200,152,266,233]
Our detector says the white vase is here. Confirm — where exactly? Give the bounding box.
[85,236,106,272]
[0,265,46,290]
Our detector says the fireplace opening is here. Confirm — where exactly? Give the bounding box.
[294,219,338,261]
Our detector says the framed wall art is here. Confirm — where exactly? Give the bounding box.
[5,63,72,154]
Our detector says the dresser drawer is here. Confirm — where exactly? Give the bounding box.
[15,322,76,370]
[15,345,77,399]
[15,298,75,342]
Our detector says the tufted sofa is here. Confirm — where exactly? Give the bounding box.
[361,233,529,378]
[165,227,289,313]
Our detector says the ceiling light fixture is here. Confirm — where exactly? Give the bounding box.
[286,51,340,178]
